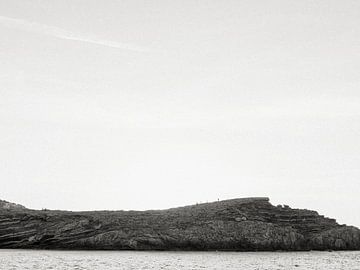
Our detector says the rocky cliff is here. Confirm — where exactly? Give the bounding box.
[0,197,359,251]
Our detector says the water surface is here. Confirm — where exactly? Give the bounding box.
[0,249,359,270]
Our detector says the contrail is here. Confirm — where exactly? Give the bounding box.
[0,15,151,52]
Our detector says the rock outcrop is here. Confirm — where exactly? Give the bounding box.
[0,200,26,211]
[0,197,359,251]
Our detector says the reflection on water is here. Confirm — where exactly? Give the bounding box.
[0,249,359,270]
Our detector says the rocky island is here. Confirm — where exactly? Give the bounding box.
[0,197,359,251]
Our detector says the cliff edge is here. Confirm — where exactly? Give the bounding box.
[0,197,359,251]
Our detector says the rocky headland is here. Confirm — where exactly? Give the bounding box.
[0,197,359,251]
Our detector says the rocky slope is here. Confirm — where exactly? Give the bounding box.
[0,197,359,251]
[0,200,26,211]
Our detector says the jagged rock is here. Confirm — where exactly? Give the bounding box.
[0,197,359,251]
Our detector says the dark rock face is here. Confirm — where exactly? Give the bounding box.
[0,197,359,251]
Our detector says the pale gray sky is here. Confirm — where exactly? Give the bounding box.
[1,0,360,227]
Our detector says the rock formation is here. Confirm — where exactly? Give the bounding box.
[0,200,26,211]
[0,197,359,251]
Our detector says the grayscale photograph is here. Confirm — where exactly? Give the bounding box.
[1,0,360,269]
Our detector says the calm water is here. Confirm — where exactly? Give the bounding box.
[0,249,359,270]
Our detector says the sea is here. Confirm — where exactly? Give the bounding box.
[0,250,359,270]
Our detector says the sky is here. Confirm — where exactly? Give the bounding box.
[0,0,360,227]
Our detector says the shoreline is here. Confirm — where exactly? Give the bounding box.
[1,197,360,251]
